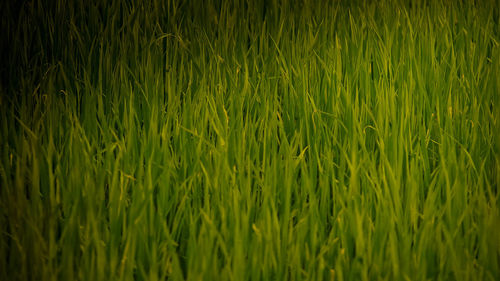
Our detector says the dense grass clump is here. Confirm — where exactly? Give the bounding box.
[1,0,499,280]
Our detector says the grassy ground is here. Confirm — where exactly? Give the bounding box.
[0,0,499,280]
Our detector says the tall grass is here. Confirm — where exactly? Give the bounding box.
[1,0,499,280]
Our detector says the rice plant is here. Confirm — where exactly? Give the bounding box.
[0,0,499,280]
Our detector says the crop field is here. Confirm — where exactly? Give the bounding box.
[0,0,499,280]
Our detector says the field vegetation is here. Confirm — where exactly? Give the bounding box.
[0,0,499,280]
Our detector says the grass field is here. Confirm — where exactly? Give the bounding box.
[0,0,499,280]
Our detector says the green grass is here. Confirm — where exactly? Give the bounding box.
[0,0,499,280]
